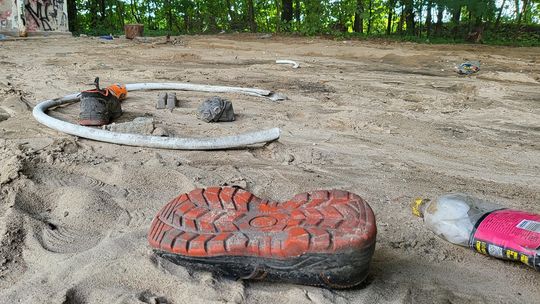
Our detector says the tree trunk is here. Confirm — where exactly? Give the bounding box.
[117,1,125,30]
[353,0,364,33]
[417,1,424,37]
[495,0,506,28]
[67,0,77,32]
[514,0,520,23]
[146,0,152,29]
[89,0,98,28]
[247,0,256,32]
[166,0,172,31]
[274,0,281,31]
[183,13,190,32]
[99,0,106,22]
[386,0,395,35]
[404,0,414,35]
[435,5,443,35]
[523,0,530,22]
[294,0,301,22]
[451,5,461,37]
[518,0,529,25]
[226,0,236,25]
[282,0,293,24]
[397,5,405,34]
[130,0,141,24]
[367,0,372,34]
[426,1,432,37]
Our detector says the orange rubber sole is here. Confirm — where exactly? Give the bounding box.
[149,187,376,258]
[148,187,377,287]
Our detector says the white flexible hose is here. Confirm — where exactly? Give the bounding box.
[276,60,300,69]
[125,83,272,97]
[32,82,281,150]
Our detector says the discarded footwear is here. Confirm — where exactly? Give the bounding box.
[148,187,377,288]
[79,77,124,126]
[197,96,235,122]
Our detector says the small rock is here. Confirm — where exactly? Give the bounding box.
[0,109,10,122]
[226,178,247,189]
[270,93,287,101]
[257,33,272,39]
[152,127,168,137]
[104,117,155,135]
[134,36,150,43]
[285,154,295,164]
[0,155,22,185]
[46,154,54,164]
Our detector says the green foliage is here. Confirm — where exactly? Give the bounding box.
[71,0,540,46]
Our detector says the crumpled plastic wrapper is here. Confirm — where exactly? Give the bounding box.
[457,61,480,75]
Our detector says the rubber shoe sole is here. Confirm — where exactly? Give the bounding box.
[148,187,377,288]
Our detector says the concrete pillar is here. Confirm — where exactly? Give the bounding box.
[1,0,69,35]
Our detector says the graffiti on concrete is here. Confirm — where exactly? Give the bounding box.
[24,0,67,31]
[0,0,13,29]
[0,0,68,32]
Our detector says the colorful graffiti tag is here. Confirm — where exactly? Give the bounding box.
[24,0,67,31]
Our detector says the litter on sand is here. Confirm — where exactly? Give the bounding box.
[197,96,235,122]
[156,92,167,109]
[166,92,177,110]
[148,187,377,288]
[156,92,178,109]
[79,77,127,126]
[33,81,282,150]
[412,193,540,270]
[457,61,480,75]
[102,117,155,135]
[276,59,300,69]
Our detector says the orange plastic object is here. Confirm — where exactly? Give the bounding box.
[106,84,127,101]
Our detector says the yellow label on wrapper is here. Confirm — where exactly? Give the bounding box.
[412,198,424,217]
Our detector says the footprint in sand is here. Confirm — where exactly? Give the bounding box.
[28,167,129,199]
[15,185,124,254]
[63,286,171,304]
[0,96,31,118]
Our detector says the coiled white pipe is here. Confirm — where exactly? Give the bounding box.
[32,82,281,150]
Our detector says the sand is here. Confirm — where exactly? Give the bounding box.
[0,34,539,303]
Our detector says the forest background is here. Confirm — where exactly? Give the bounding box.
[67,0,540,46]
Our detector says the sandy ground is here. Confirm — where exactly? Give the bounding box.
[0,34,539,303]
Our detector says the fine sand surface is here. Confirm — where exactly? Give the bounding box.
[0,35,539,303]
